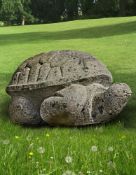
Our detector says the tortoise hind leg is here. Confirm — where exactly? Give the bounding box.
[9,96,42,125]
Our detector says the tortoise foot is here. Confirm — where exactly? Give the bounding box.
[40,84,87,126]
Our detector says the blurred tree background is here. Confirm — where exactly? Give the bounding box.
[0,0,136,25]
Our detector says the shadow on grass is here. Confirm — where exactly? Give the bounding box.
[0,73,11,122]
[0,21,136,46]
[112,71,136,129]
[0,71,136,129]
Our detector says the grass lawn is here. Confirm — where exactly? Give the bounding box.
[0,16,136,175]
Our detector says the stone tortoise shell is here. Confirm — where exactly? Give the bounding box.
[6,50,112,93]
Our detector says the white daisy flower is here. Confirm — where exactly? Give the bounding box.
[26,135,32,141]
[62,170,76,175]
[78,172,85,175]
[28,143,34,149]
[37,147,45,154]
[91,145,98,152]
[39,169,46,175]
[107,161,116,168]
[108,146,114,152]
[99,169,103,173]
[65,156,73,164]
[98,127,104,133]
[2,139,10,145]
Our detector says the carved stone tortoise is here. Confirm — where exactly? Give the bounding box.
[6,50,132,126]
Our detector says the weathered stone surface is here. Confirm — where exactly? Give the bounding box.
[6,50,132,126]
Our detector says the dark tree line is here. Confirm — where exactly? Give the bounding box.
[0,0,136,25]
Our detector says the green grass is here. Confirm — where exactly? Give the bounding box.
[0,16,136,175]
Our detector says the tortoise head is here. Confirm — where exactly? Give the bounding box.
[104,83,132,115]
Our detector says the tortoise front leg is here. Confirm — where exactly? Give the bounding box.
[40,84,87,126]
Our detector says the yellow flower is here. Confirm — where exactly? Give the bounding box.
[46,133,50,137]
[28,152,34,156]
[15,136,19,139]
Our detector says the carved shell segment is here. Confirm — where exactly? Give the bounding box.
[7,50,113,92]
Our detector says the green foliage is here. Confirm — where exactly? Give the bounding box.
[80,0,94,16]
[0,16,136,174]
[31,0,65,23]
[0,0,136,25]
[31,0,78,22]
[64,0,79,20]
[0,0,16,24]
[125,0,136,16]
[93,0,119,17]
[15,0,34,25]
[0,0,34,25]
